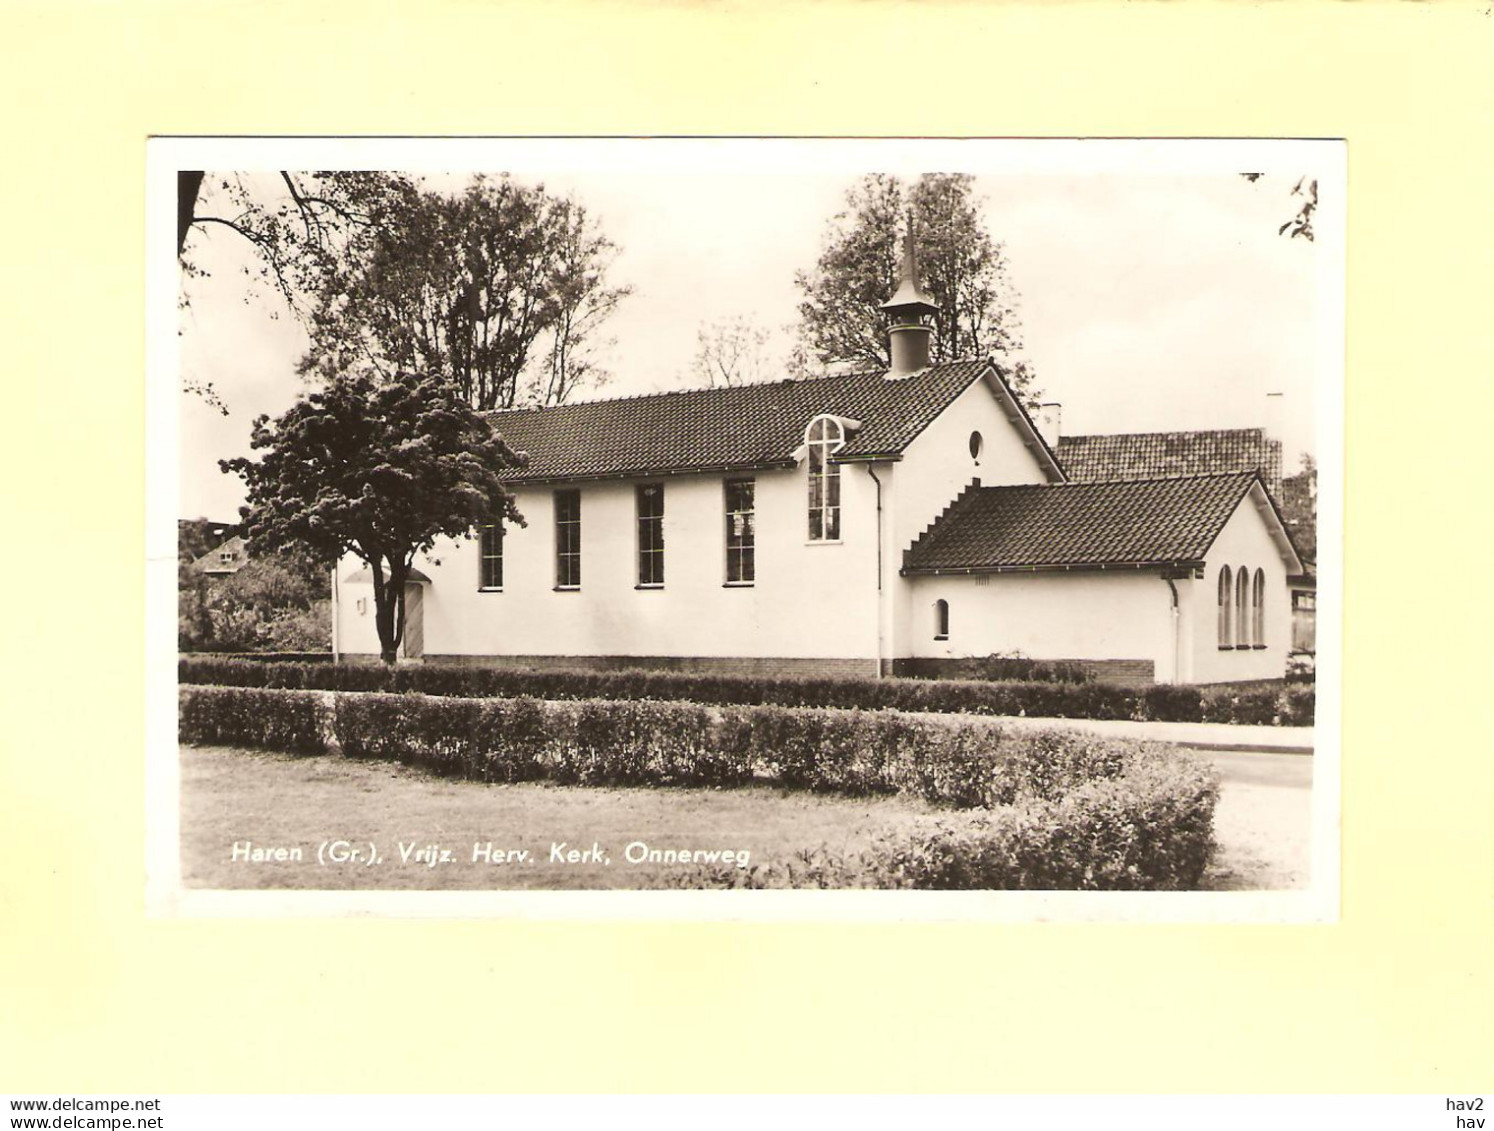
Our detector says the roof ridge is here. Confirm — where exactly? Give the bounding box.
[975,469,1259,490]
[1059,426,1268,443]
[485,364,997,418]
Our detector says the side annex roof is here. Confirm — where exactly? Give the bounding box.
[902,472,1304,575]
[483,361,1063,484]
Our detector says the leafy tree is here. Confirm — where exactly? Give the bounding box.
[297,175,630,410]
[178,171,406,412]
[794,173,1036,402]
[221,372,526,663]
[1280,452,1317,565]
[1240,173,1319,242]
[689,315,778,387]
[179,555,331,653]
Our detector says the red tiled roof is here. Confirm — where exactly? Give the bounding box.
[484,362,1029,483]
[1057,429,1282,499]
[902,472,1260,573]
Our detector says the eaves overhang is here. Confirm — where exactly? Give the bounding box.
[901,558,1206,578]
[497,459,799,487]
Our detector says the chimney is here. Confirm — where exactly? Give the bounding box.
[1263,391,1285,441]
[879,209,939,378]
[1037,402,1062,449]
[1261,391,1286,497]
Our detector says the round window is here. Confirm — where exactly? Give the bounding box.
[969,430,984,460]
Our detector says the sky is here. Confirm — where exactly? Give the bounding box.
[175,141,1337,521]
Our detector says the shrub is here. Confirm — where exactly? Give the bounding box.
[1143,684,1205,723]
[177,685,329,754]
[674,746,1219,891]
[1201,686,1281,726]
[897,653,1092,684]
[1280,684,1316,727]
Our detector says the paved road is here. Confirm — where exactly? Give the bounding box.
[1184,747,1314,889]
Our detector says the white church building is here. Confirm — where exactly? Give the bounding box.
[333,247,1304,686]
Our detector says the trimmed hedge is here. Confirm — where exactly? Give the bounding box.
[675,752,1219,891]
[177,686,330,755]
[179,685,1201,810]
[179,656,1315,727]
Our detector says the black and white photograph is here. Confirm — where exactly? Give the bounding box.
[151,138,1342,916]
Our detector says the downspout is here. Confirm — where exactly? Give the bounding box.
[331,562,340,663]
[866,464,886,677]
[1165,577,1180,685]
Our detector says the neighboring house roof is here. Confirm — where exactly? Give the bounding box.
[484,361,1063,484]
[1057,428,1282,500]
[903,472,1303,574]
[342,566,433,585]
[191,534,249,576]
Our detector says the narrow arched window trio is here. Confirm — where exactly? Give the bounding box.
[1220,564,1269,650]
[1218,565,1233,647]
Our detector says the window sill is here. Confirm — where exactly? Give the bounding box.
[635,584,664,591]
[806,540,844,547]
[1251,644,1267,650]
[934,635,949,642]
[1218,645,1235,651]
[553,586,581,592]
[723,582,755,588]
[477,587,504,594]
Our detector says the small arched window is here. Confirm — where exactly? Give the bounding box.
[934,599,950,641]
[1253,568,1266,647]
[806,415,845,541]
[1235,564,1250,648]
[969,430,984,462]
[1218,565,1233,648]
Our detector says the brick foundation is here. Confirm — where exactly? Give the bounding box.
[345,653,883,680]
[887,657,1156,687]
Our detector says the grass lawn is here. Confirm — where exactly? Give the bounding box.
[180,744,949,890]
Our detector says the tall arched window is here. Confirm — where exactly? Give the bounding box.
[806,415,845,541]
[1217,565,1233,648]
[934,599,950,641]
[1235,564,1250,648]
[1253,568,1266,647]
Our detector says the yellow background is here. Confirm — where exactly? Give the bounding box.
[3,0,1491,1092]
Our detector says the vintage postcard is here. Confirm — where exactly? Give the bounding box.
[147,136,1343,920]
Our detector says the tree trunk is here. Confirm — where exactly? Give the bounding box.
[368,551,411,665]
[177,171,205,256]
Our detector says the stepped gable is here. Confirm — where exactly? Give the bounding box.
[1057,428,1282,500]
[483,362,995,483]
[902,472,1260,573]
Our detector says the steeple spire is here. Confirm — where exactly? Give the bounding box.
[880,208,938,377]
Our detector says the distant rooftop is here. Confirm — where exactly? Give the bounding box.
[1057,428,1282,500]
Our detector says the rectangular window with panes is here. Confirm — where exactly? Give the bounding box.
[636,483,665,587]
[554,489,581,589]
[478,519,504,590]
[725,478,755,585]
